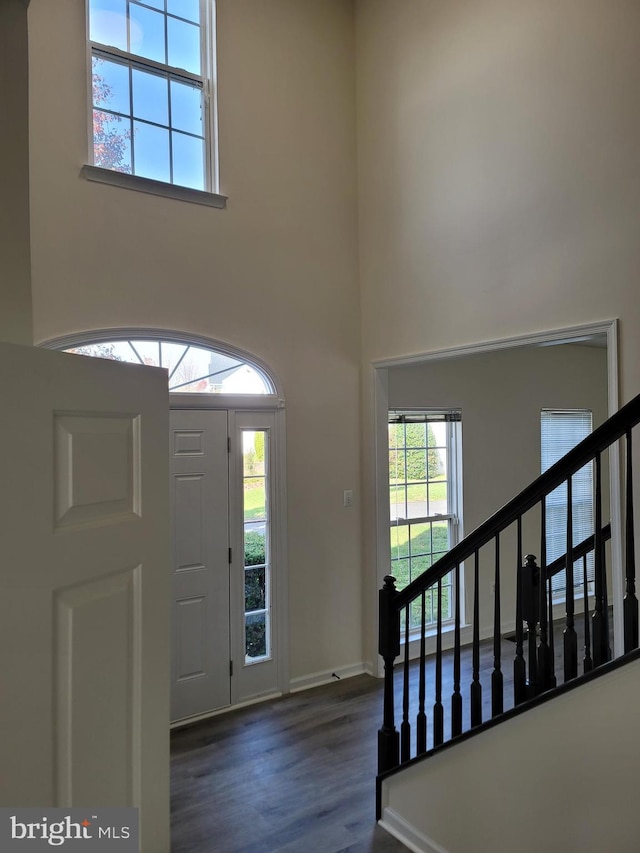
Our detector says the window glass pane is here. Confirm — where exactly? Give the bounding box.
[388,448,405,483]
[64,340,273,392]
[168,0,200,24]
[132,68,168,126]
[133,121,170,182]
[159,342,187,371]
[243,431,266,477]
[244,527,266,566]
[404,422,426,448]
[93,109,131,172]
[245,612,267,659]
[428,481,447,514]
[389,485,406,521]
[391,557,410,589]
[244,479,266,522]
[428,426,447,480]
[390,526,409,559]
[129,4,166,64]
[90,0,127,50]
[432,521,449,554]
[170,80,203,136]
[167,17,201,74]
[388,422,402,448]
[172,132,205,190]
[405,449,427,483]
[410,522,430,555]
[245,567,265,611]
[406,484,427,519]
[135,0,164,9]
[92,56,130,115]
[125,339,161,365]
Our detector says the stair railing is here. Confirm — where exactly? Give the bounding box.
[378,393,640,778]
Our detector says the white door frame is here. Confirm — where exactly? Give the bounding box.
[170,394,289,715]
[371,320,621,676]
[40,330,290,710]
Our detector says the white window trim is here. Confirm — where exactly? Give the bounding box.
[84,0,223,203]
[81,164,227,207]
[388,411,463,635]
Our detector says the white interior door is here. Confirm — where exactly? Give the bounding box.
[170,409,230,721]
[0,343,170,853]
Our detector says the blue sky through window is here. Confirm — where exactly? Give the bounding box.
[90,0,207,190]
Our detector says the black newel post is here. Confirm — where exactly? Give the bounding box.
[378,575,400,775]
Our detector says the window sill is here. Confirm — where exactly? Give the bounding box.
[80,165,227,209]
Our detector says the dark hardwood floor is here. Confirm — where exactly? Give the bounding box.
[171,612,613,852]
[171,675,408,853]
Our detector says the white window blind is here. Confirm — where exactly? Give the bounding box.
[541,409,593,593]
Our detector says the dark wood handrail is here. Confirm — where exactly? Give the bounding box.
[544,523,612,579]
[395,392,640,611]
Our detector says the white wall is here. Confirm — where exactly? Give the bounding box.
[0,0,33,345]
[387,343,609,637]
[27,0,362,682]
[381,657,640,853]
[357,0,640,665]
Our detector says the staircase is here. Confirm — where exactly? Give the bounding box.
[376,393,640,851]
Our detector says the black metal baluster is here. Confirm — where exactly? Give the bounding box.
[592,454,607,666]
[416,591,427,755]
[514,517,527,706]
[538,496,552,691]
[378,575,400,774]
[433,577,444,746]
[401,604,411,762]
[522,554,539,698]
[564,476,578,681]
[547,566,557,688]
[452,563,463,737]
[582,555,593,673]
[624,428,639,652]
[492,533,503,717]
[471,550,482,727]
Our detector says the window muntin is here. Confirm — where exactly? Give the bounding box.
[541,409,594,595]
[88,0,212,190]
[243,429,271,663]
[389,412,462,629]
[65,338,273,394]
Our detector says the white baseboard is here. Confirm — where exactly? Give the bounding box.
[363,660,378,677]
[170,689,283,729]
[380,808,450,853]
[289,662,366,693]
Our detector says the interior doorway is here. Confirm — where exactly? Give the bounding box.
[372,320,622,671]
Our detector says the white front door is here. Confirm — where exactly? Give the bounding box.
[170,409,230,721]
[0,343,170,853]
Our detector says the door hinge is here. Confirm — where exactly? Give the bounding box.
[227,436,231,453]
[228,547,232,564]
[229,660,233,677]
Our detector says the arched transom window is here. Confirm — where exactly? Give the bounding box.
[65,337,274,395]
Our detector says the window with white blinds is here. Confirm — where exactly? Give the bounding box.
[541,409,593,595]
